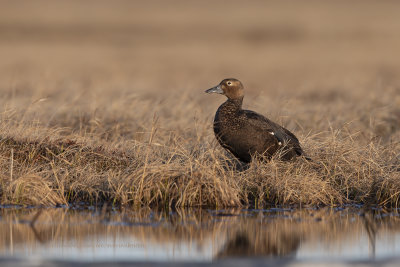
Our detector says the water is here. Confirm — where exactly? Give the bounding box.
[1,206,400,263]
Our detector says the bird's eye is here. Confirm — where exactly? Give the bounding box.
[227,81,232,86]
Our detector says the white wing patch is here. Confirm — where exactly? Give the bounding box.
[269,131,282,145]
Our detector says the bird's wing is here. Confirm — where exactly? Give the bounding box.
[242,110,304,155]
[242,110,283,141]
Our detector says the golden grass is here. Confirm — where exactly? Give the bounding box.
[0,0,399,208]
[0,108,398,208]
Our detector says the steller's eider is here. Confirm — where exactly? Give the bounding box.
[205,78,307,163]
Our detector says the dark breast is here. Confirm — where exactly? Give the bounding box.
[213,102,303,163]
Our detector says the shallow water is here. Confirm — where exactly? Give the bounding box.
[1,206,400,263]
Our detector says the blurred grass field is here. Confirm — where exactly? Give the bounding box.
[0,0,399,208]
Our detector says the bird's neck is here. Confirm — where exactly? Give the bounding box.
[221,98,243,114]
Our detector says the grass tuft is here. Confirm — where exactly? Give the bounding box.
[0,116,398,208]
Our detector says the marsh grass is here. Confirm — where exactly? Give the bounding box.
[0,109,398,208]
[0,0,399,208]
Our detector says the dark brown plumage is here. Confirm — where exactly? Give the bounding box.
[205,78,307,163]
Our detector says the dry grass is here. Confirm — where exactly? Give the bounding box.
[0,0,399,208]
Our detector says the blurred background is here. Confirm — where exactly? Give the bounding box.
[0,0,399,140]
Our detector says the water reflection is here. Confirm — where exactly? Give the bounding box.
[216,230,300,258]
[0,206,399,261]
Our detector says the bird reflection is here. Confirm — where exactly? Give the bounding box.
[216,229,301,258]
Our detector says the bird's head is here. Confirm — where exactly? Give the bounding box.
[205,78,244,100]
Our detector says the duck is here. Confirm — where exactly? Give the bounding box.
[205,78,307,163]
